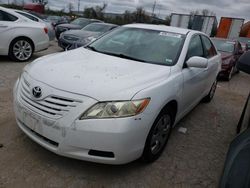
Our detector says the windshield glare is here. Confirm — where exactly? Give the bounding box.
[71,18,89,27]
[83,24,113,33]
[212,39,235,53]
[88,27,184,65]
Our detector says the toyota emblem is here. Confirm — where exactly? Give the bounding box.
[32,86,42,98]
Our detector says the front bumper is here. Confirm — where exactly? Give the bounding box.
[58,38,73,50]
[219,67,231,77]
[13,75,152,164]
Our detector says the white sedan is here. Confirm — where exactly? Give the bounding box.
[13,24,221,164]
[13,9,55,41]
[0,6,49,62]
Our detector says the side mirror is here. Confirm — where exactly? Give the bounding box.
[237,51,250,74]
[186,56,208,69]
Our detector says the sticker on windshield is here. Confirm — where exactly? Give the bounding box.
[226,41,235,44]
[165,59,173,64]
[159,32,182,38]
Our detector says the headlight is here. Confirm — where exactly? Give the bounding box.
[80,98,150,119]
[78,36,96,44]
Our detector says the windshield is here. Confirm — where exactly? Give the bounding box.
[71,18,89,27]
[238,38,250,45]
[87,27,185,66]
[83,24,114,33]
[211,39,235,53]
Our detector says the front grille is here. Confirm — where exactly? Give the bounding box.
[19,77,82,119]
[63,35,79,42]
[57,27,68,32]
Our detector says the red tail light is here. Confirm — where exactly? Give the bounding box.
[44,27,48,34]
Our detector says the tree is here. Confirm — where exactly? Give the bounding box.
[32,0,48,6]
[133,7,151,23]
[68,2,74,13]
[83,3,107,20]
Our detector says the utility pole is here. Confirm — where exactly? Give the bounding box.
[78,0,80,14]
[152,0,156,17]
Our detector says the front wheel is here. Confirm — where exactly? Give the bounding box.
[9,38,34,62]
[203,80,217,103]
[142,108,173,163]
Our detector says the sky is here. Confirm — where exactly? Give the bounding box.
[1,0,250,21]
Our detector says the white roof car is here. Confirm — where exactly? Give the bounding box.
[13,24,221,164]
[0,6,49,62]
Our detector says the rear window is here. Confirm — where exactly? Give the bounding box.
[16,11,39,22]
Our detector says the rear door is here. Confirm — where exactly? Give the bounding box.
[0,10,18,55]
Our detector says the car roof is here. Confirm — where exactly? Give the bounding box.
[211,37,237,43]
[0,6,31,20]
[86,22,117,27]
[123,23,194,35]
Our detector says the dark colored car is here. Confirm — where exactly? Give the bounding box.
[58,23,118,50]
[211,38,243,80]
[220,51,250,188]
[55,18,102,39]
[237,37,250,51]
[46,15,68,27]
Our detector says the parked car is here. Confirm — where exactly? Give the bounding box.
[0,6,49,62]
[211,38,243,80]
[13,24,221,164]
[14,9,55,41]
[58,23,118,50]
[46,15,68,27]
[220,51,250,188]
[55,18,102,39]
[237,37,250,51]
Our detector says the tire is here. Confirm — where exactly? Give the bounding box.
[9,38,34,62]
[142,107,173,163]
[203,79,217,103]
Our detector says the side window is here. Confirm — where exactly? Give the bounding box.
[0,10,18,22]
[201,35,217,58]
[186,35,204,60]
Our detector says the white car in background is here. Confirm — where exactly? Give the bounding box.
[13,9,55,41]
[0,6,49,62]
[13,24,221,164]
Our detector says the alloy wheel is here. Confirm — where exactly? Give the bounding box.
[13,40,32,61]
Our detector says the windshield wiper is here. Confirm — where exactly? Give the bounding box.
[86,46,98,52]
[85,47,147,63]
[101,52,146,62]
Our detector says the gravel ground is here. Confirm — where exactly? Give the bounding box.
[0,41,250,188]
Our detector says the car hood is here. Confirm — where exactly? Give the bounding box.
[25,48,171,101]
[220,51,233,60]
[63,30,100,38]
[57,23,82,29]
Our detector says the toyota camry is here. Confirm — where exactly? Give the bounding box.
[13,24,221,164]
